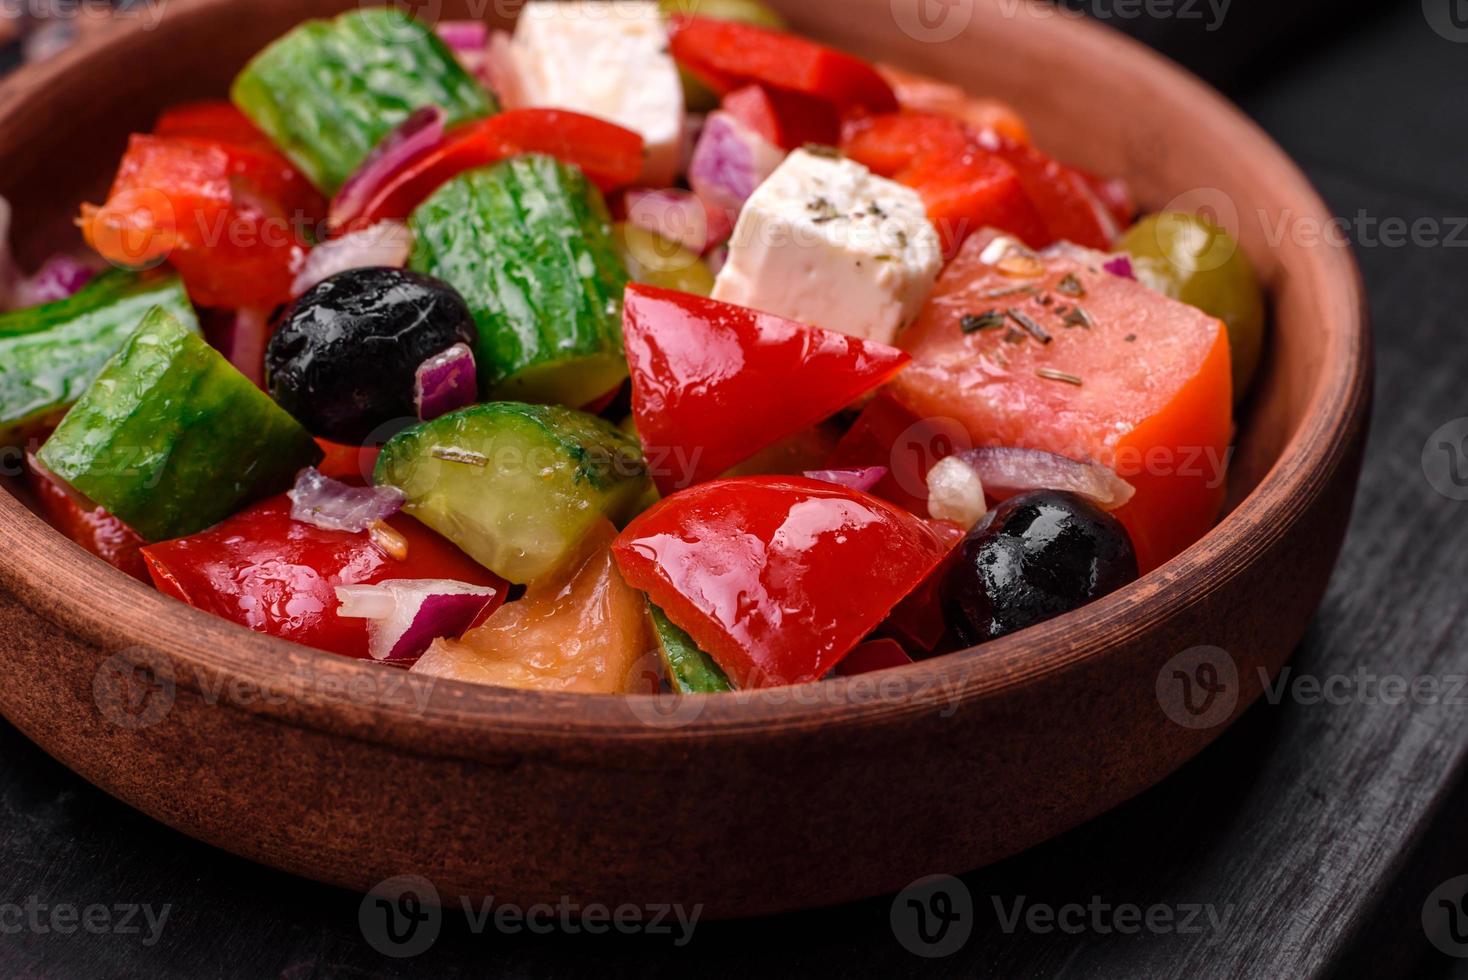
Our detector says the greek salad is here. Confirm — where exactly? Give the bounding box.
[1,2,1265,692]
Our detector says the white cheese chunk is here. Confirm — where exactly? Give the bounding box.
[711,149,944,346]
[511,1,685,186]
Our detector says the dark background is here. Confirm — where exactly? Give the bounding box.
[5,1,1468,976]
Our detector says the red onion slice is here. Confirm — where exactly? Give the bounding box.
[624,188,730,256]
[0,194,16,310]
[436,20,488,52]
[330,106,448,232]
[687,111,785,217]
[956,447,1135,511]
[222,307,272,389]
[336,579,504,662]
[835,638,913,676]
[482,30,526,110]
[14,254,95,307]
[1102,255,1136,280]
[804,467,888,493]
[291,221,412,297]
[289,467,406,533]
[414,343,478,421]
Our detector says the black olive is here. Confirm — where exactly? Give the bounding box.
[941,489,1138,646]
[265,267,477,443]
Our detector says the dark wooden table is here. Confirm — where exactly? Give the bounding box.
[4,3,1468,977]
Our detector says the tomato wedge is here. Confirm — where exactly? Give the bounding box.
[612,477,952,687]
[81,105,322,308]
[622,283,911,494]
[985,133,1119,250]
[27,453,149,582]
[669,16,897,115]
[843,113,1048,256]
[721,84,840,149]
[141,496,505,659]
[337,109,645,232]
[889,234,1232,572]
[876,64,1030,144]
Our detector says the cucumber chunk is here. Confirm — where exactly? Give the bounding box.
[374,402,650,585]
[408,156,631,409]
[0,271,198,443]
[649,603,732,693]
[231,8,495,193]
[38,307,321,541]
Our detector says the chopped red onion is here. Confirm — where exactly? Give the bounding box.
[336,579,504,662]
[1102,255,1136,280]
[804,467,888,493]
[414,343,478,421]
[436,20,488,52]
[926,456,988,529]
[330,106,448,232]
[705,243,729,277]
[437,21,489,77]
[688,111,785,218]
[482,30,527,109]
[954,447,1135,511]
[625,188,730,256]
[222,307,272,389]
[14,254,96,307]
[289,467,406,533]
[291,221,413,297]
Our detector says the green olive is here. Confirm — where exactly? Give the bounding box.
[1117,212,1265,402]
[658,0,787,112]
[613,223,717,297]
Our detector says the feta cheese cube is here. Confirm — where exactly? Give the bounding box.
[512,1,685,186]
[712,149,943,346]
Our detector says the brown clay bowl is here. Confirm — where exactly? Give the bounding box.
[0,0,1369,917]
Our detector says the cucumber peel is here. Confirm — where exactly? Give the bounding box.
[0,270,198,444]
[408,156,631,409]
[231,8,495,193]
[38,307,321,541]
[649,603,732,693]
[374,402,650,586]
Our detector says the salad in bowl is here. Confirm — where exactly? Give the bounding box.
[0,0,1264,695]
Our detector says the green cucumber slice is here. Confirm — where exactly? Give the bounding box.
[408,156,631,409]
[0,271,198,444]
[649,603,732,693]
[374,402,650,585]
[231,8,495,193]
[38,307,321,541]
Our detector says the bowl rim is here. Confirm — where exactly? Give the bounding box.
[0,0,1371,753]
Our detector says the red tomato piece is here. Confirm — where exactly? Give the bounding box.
[888,235,1233,572]
[27,453,149,582]
[338,109,645,232]
[141,496,505,659]
[876,64,1031,144]
[315,439,383,483]
[669,16,897,115]
[721,84,840,150]
[612,477,952,687]
[80,124,321,308]
[154,101,276,152]
[828,391,972,515]
[984,134,1118,250]
[621,283,911,494]
[835,638,913,676]
[842,113,1049,256]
